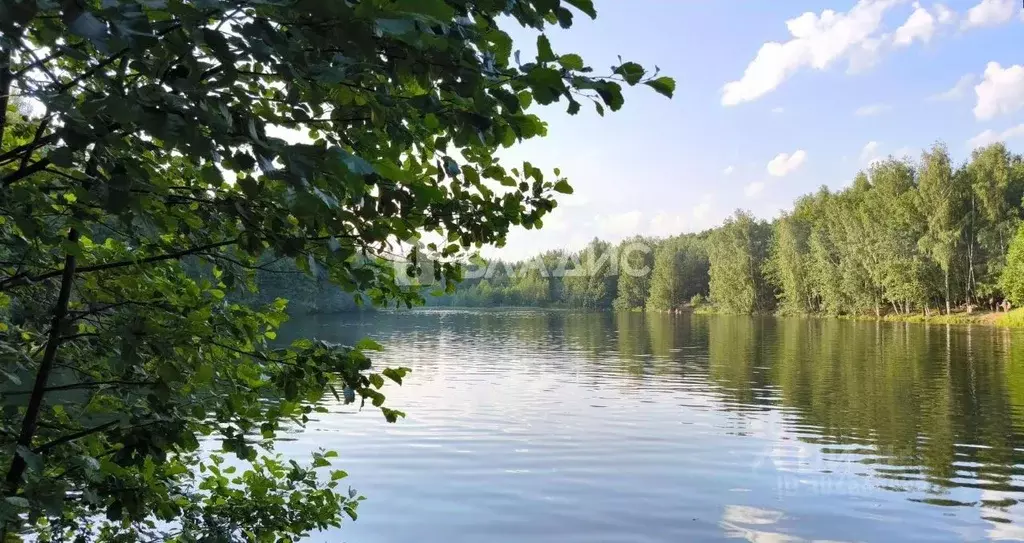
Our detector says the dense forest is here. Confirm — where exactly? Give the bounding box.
[429,142,1024,317]
[222,256,362,313]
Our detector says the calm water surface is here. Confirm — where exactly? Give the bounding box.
[279,309,1024,542]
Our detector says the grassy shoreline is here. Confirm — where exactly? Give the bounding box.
[692,305,1024,328]
[868,308,1024,327]
[422,305,1024,328]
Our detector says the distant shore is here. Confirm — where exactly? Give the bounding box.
[420,304,1024,328]
[690,305,1024,328]
[853,308,1024,328]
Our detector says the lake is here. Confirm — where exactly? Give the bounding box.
[279,309,1024,542]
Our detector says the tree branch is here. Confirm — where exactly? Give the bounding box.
[0,49,14,146]
[3,228,78,497]
[0,237,241,291]
[1,158,51,187]
[32,420,118,454]
[0,132,59,165]
[1,380,156,397]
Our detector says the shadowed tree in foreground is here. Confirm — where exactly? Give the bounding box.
[0,0,673,539]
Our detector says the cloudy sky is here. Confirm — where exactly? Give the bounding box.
[487,0,1024,260]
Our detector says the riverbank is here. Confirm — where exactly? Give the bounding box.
[693,305,1024,328]
[869,308,1024,327]
[423,304,1024,328]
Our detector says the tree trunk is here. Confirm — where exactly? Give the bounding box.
[968,195,976,305]
[944,268,951,315]
[3,229,78,500]
[0,49,13,144]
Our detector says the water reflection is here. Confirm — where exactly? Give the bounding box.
[719,505,797,543]
[280,310,1024,542]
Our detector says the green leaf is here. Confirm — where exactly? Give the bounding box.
[644,76,676,98]
[442,156,460,178]
[518,91,533,109]
[201,165,224,186]
[376,18,416,36]
[381,407,406,423]
[334,148,376,176]
[394,0,455,20]
[16,445,42,473]
[594,81,624,111]
[565,0,597,18]
[536,34,555,63]
[613,62,645,86]
[382,367,409,385]
[48,147,75,168]
[558,54,584,71]
[553,180,574,194]
[195,364,213,383]
[5,496,28,509]
[355,337,383,351]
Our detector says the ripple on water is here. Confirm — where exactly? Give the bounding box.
[275,310,1024,542]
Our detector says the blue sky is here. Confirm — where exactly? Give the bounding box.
[488,0,1024,260]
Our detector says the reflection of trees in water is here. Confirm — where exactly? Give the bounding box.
[284,309,1024,505]
[562,311,615,358]
[706,316,774,407]
[706,315,1024,500]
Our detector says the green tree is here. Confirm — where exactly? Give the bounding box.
[707,211,773,314]
[916,143,963,314]
[767,205,813,314]
[0,1,672,540]
[645,235,708,312]
[1001,223,1024,306]
[967,144,1024,301]
[564,238,618,309]
[613,236,655,311]
[863,158,931,314]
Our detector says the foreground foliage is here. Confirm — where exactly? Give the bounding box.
[0,0,671,540]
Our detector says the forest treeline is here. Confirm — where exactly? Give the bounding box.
[428,142,1024,316]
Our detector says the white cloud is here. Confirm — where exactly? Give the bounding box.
[691,194,716,229]
[963,0,1016,29]
[934,3,956,25]
[858,141,913,165]
[969,124,1024,149]
[891,146,915,159]
[649,212,688,237]
[846,34,888,74]
[766,150,807,177]
[974,62,1024,120]
[929,73,976,101]
[854,103,891,116]
[894,2,936,47]
[860,140,881,164]
[595,210,643,239]
[744,181,766,198]
[648,195,719,236]
[723,165,735,176]
[721,0,902,106]
[771,106,785,114]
